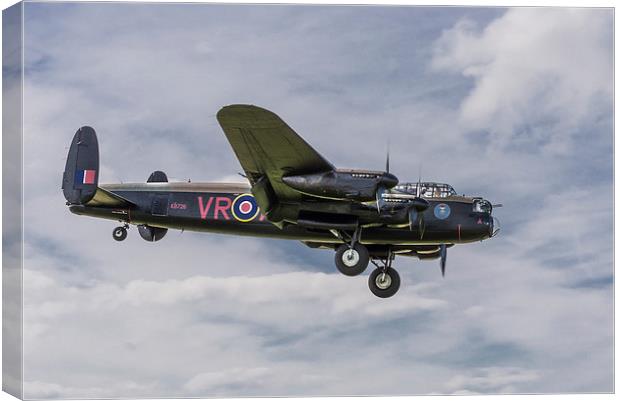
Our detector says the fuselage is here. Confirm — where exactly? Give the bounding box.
[69,181,494,245]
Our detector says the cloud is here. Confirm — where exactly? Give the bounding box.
[20,267,445,397]
[183,367,272,395]
[431,8,612,155]
[24,268,447,342]
[445,367,541,394]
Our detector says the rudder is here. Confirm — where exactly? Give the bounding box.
[62,126,99,205]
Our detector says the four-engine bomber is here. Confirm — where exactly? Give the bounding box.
[63,105,500,298]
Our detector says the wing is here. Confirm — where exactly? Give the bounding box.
[85,187,136,208]
[217,105,334,207]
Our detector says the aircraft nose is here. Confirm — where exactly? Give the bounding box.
[382,173,399,188]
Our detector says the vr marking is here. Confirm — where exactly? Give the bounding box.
[197,194,264,222]
[214,197,231,220]
[198,196,214,219]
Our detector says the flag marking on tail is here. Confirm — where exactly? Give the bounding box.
[75,169,96,185]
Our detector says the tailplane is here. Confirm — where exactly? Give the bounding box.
[62,126,99,205]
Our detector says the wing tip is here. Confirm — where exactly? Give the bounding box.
[217,104,279,122]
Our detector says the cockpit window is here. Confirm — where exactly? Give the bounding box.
[392,182,457,198]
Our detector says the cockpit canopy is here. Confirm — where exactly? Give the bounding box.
[391,182,457,198]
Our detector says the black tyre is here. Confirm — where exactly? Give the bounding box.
[335,243,369,276]
[368,267,400,298]
[112,226,128,242]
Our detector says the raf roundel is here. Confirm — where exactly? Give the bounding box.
[434,203,451,220]
[231,194,260,222]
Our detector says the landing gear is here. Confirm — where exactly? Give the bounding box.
[112,224,128,242]
[368,267,400,298]
[332,226,369,276]
[368,249,400,298]
[335,243,369,276]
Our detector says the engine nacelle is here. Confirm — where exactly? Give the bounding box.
[282,170,398,201]
[138,225,168,242]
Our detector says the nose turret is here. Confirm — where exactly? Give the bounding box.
[478,210,500,239]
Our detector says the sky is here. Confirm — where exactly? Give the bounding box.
[9,2,613,398]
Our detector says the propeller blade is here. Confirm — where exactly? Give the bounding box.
[386,142,390,173]
[419,214,426,239]
[408,206,427,238]
[439,244,447,277]
[492,203,503,208]
[417,166,422,197]
[413,167,427,238]
[376,185,386,213]
[408,208,417,231]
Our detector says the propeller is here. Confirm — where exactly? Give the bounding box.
[375,144,393,213]
[406,170,429,238]
[439,244,447,277]
[408,204,427,238]
[376,185,387,213]
[408,209,416,231]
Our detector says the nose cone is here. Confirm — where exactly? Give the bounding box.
[381,172,399,188]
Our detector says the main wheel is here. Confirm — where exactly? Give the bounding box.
[368,267,400,298]
[112,226,128,242]
[335,243,369,276]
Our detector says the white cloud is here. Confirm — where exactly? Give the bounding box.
[25,269,446,339]
[445,367,541,394]
[21,267,448,397]
[183,367,272,395]
[431,8,612,155]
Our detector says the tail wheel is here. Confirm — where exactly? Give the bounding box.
[112,226,128,242]
[335,243,369,276]
[368,267,400,298]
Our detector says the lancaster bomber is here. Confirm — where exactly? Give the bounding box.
[62,105,500,298]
